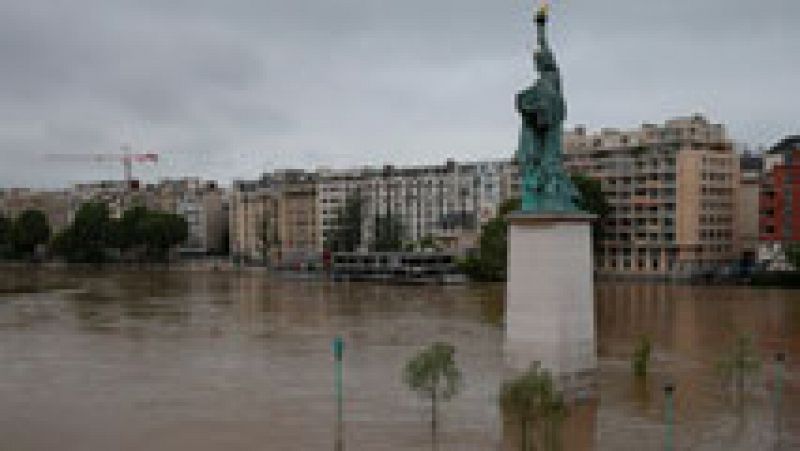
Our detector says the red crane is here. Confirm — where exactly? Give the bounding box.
[45,145,159,186]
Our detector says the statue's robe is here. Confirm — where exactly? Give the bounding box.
[515,67,579,213]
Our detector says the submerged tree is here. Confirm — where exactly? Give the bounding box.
[631,335,652,379]
[403,342,462,450]
[716,332,761,406]
[500,362,567,451]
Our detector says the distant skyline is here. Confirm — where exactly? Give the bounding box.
[1,0,798,188]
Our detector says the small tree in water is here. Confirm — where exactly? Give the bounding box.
[403,342,462,450]
[501,362,567,451]
[716,332,761,406]
[631,335,652,378]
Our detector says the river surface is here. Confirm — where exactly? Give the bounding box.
[0,268,797,450]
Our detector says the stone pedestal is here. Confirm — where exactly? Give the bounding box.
[504,212,597,376]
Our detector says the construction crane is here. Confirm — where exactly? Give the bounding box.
[45,145,159,186]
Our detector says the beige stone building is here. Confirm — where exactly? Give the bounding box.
[229,176,279,264]
[0,188,71,232]
[274,170,319,267]
[229,171,317,267]
[736,154,763,263]
[564,115,741,277]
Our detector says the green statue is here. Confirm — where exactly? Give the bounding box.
[515,5,581,213]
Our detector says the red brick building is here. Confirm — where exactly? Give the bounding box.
[759,136,800,269]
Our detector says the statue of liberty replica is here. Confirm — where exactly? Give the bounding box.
[505,2,597,424]
[515,3,581,213]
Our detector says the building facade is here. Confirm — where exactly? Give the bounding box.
[275,170,319,267]
[564,115,741,277]
[0,188,71,232]
[229,176,280,264]
[737,152,763,265]
[317,160,509,255]
[759,136,800,270]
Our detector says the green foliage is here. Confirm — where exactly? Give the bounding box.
[571,174,610,250]
[51,204,188,264]
[418,235,440,251]
[716,332,761,404]
[460,198,519,282]
[372,213,404,252]
[113,206,149,251]
[786,244,800,270]
[631,336,652,378]
[0,213,11,257]
[139,211,188,261]
[403,342,462,446]
[326,194,363,252]
[500,362,567,451]
[571,174,610,218]
[11,209,50,258]
[51,202,113,263]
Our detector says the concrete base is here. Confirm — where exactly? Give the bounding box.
[504,212,597,376]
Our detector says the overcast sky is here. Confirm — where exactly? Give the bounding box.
[1,0,798,188]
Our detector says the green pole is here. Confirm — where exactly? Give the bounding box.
[774,352,785,449]
[664,382,675,451]
[333,336,344,451]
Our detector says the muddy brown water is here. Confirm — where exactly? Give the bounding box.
[0,269,797,450]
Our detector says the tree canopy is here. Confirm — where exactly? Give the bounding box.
[325,194,363,253]
[11,209,50,258]
[51,204,188,263]
[403,342,462,448]
[0,213,11,257]
[51,202,113,263]
[500,362,567,451]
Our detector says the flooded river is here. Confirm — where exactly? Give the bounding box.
[0,268,797,450]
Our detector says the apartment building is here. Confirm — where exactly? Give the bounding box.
[275,170,319,266]
[759,136,800,270]
[317,160,509,254]
[174,181,228,255]
[737,153,763,264]
[564,115,741,277]
[0,188,71,232]
[229,176,279,264]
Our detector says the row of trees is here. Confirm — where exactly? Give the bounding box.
[0,204,188,263]
[461,174,610,281]
[0,210,51,259]
[52,203,188,263]
[408,330,774,451]
[404,342,566,451]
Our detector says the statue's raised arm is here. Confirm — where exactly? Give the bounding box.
[535,6,550,54]
[533,5,559,83]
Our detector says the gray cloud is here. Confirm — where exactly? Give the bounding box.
[1,0,798,188]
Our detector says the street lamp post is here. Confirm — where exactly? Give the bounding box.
[774,352,785,449]
[333,336,344,451]
[664,381,675,451]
